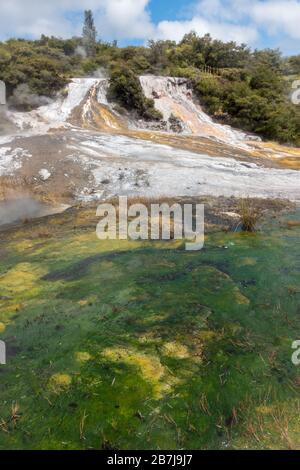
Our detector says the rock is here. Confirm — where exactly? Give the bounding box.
[39,169,51,181]
[152,91,160,99]
[168,113,184,133]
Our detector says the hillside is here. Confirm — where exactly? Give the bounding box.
[1,33,300,145]
[0,75,300,211]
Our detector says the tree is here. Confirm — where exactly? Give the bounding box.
[82,10,97,56]
[108,65,162,121]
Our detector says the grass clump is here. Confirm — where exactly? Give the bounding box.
[238,200,261,232]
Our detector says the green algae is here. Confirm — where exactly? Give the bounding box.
[0,207,299,449]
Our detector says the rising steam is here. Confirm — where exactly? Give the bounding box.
[0,196,46,225]
[9,84,53,110]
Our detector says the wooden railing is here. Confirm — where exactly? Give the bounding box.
[198,65,221,76]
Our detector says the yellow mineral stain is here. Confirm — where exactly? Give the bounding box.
[256,405,274,415]
[138,332,161,344]
[94,104,125,131]
[0,263,45,296]
[81,84,125,132]
[0,304,22,315]
[0,322,6,333]
[197,330,218,342]
[102,347,177,399]
[279,158,300,170]
[234,287,250,305]
[48,217,66,226]
[75,352,92,363]
[287,220,300,227]
[14,240,34,252]
[162,341,190,359]
[49,373,72,392]
[141,313,168,324]
[249,141,300,169]
[77,295,97,306]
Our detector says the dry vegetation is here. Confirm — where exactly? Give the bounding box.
[237,199,262,232]
[0,175,34,201]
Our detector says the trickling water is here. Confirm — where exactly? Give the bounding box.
[97,79,109,105]
[139,75,251,146]
[0,77,299,205]
[7,78,99,133]
[3,76,258,146]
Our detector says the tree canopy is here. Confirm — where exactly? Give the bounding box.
[0,26,299,145]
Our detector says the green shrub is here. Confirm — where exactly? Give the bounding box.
[0,41,68,98]
[108,66,162,121]
[0,32,299,144]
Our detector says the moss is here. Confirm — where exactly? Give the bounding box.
[49,373,72,393]
[162,341,190,359]
[0,206,299,449]
[75,352,92,363]
[102,347,177,399]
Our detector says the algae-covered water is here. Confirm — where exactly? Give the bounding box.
[0,206,299,449]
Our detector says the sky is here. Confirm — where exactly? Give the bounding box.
[0,0,299,55]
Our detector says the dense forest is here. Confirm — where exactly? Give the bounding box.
[0,11,299,145]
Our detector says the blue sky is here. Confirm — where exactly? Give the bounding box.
[149,0,191,22]
[0,1,299,55]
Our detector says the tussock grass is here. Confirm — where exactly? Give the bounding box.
[237,199,261,232]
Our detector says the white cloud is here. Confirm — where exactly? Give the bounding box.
[0,0,153,40]
[194,0,249,23]
[153,0,300,49]
[0,1,87,38]
[251,0,300,39]
[0,0,299,52]
[95,0,154,39]
[152,0,258,45]
[155,17,258,44]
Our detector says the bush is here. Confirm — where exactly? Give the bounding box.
[193,65,300,145]
[108,66,162,121]
[0,41,68,99]
[0,33,299,145]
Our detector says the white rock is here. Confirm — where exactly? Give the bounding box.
[39,169,51,181]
